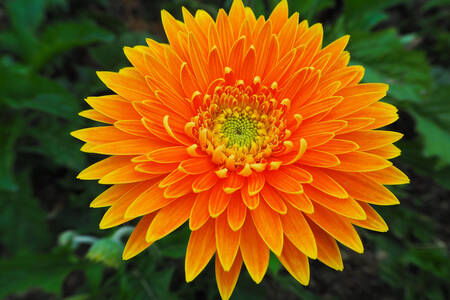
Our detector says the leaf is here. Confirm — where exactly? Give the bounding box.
[0,117,21,191]
[0,173,51,254]
[31,20,114,69]
[87,238,124,268]
[0,248,82,298]
[6,0,47,33]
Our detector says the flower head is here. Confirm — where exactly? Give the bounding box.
[72,0,409,298]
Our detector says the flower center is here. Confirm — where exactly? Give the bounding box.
[186,78,291,170]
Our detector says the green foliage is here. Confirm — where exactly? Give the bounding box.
[0,0,449,299]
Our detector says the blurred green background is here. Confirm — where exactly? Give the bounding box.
[0,0,449,299]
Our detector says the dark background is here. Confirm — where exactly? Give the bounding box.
[0,0,449,299]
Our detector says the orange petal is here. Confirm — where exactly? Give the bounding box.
[281,204,317,258]
[260,185,287,214]
[90,183,134,208]
[307,220,343,271]
[292,120,347,137]
[240,218,269,283]
[251,200,284,255]
[315,139,359,154]
[307,203,364,253]
[192,171,218,193]
[280,165,313,183]
[216,213,241,271]
[363,166,410,185]
[265,170,303,194]
[223,172,244,194]
[114,120,152,138]
[146,193,195,242]
[159,169,189,188]
[227,193,247,231]
[135,161,178,174]
[269,0,289,33]
[331,151,392,172]
[336,117,375,134]
[279,192,314,213]
[179,157,215,174]
[304,185,366,220]
[79,109,115,124]
[123,213,155,260]
[147,146,190,163]
[71,126,135,144]
[87,138,168,155]
[278,238,310,285]
[125,181,174,219]
[367,144,401,159]
[185,219,216,282]
[337,130,403,151]
[302,132,335,148]
[328,170,399,205]
[189,192,211,231]
[215,252,243,300]
[302,166,348,198]
[85,95,140,120]
[164,176,196,198]
[299,96,343,120]
[350,202,389,232]
[99,164,160,184]
[99,180,156,229]
[247,172,265,196]
[77,156,133,180]
[97,71,152,101]
[241,186,260,209]
[297,149,340,168]
[209,183,233,217]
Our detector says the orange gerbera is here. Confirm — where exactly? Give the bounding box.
[72,0,409,298]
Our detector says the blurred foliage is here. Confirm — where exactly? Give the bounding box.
[0,0,449,299]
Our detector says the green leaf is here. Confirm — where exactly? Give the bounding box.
[0,117,21,191]
[32,20,114,69]
[87,238,124,268]
[6,0,46,33]
[0,173,51,253]
[0,248,82,298]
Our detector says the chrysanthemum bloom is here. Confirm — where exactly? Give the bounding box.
[72,0,409,298]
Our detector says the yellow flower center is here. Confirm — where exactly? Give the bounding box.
[188,78,291,169]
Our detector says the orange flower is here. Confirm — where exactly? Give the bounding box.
[72,0,409,298]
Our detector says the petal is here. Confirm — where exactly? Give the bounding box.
[315,139,359,154]
[123,213,155,260]
[159,169,189,188]
[223,172,244,194]
[90,183,135,208]
[247,172,265,196]
[135,161,178,174]
[192,171,219,193]
[280,165,313,183]
[331,151,392,172]
[215,253,243,300]
[367,144,401,159]
[164,176,196,198]
[328,170,399,205]
[307,220,343,271]
[99,164,160,184]
[337,130,403,151]
[363,166,410,185]
[251,200,284,256]
[185,219,216,282]
[125,181,174,219]
[297,149,340,168]
[87,138,168,155]
[146,193,195,242]
[241,186,260,210]
[307,203,364,253]
[147,146,191,163]
[71,126,135,144]
[85,95,140,120]
[240,218,269,283]
[260,185,287,214]
[189,192,211,231]
[265,170,303,194]
[77,156,133,180]
[216,213,241,271]
[278,238,310,285]
[227,193,247,231]
[79,109,115,124]
[114,120,152,138]
[279,192,314,213]
[209,183,233,217]
[302,166,348,198]
[97,71,152,101]
[281,204,317,258]
[350,202,389,232]
[179,157,215,174]
[304,185,366,220]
